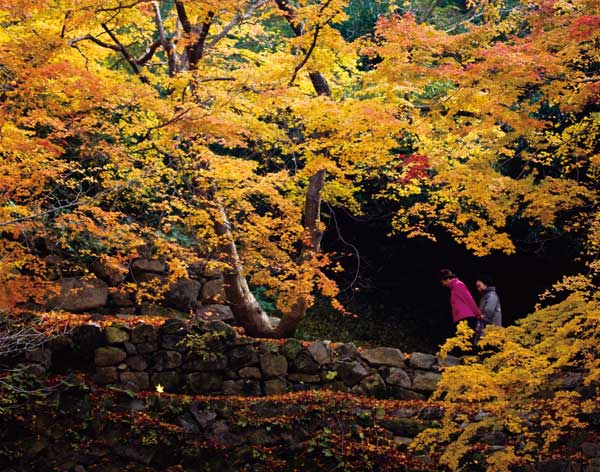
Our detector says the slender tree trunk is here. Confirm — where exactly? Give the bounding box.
[213,203,275,337]
[274,169,326,337]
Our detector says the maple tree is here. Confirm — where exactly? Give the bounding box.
[1,0,598,339]
[0,0,404,337]
[363,0,599,262]
[1,2,599,470]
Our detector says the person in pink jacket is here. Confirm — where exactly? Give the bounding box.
[438,269,482,340]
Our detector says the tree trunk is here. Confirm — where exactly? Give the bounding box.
[213,203,275,337]
[211,2,333,338]
[274,169,326,337]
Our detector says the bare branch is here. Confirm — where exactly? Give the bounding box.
[206,0,269,51]
[68,34,121,52]
[274,0,333,96]
[174,0,192,34]
[197,77,236,82]
[289,23,321,86]
[0,199,83,227]
[189,13,214,67]
[151,2,178,75]
[96,0,150,12]
[100,23,148,82]
[275,0,304,36]
[136,40,161,65]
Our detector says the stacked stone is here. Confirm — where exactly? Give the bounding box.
[85,320,460,398]
[44,258,230,320]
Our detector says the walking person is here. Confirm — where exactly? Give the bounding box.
[438,269,483,343]
[476,276,502,327]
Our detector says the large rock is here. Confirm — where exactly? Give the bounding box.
[308,341,332,365]
[183,357,227,372]
[582,442,600,458]
[336,360,369,386]
[291,351,320,374]
[187,372,224,393]
[119,371,150,390]
[113,444,156,465]
[131,259,166,274]
[360,347,405,368]
[94,347,127,366]
[379,418,425,437]
[166,278,201,312]
[239,367,262,379]
[223,379,261,396]
[386,368,412,389]
[126,355,148,371]
[47,277,108,312]
[289,373,321,383]
[201,278,226,304]
[412,371,442,392]
[109,289,135,307]
[159,319,188,335]
[190,405,217,428]
[25,348,52,368]
[131,324,158,344]
[196,304,235,324]
[356,373,387,397]
[152,350,182,371]
[409,352,437,370]
[437,355,462,368]
[281,339,304,361]
[138,303,185,319]
[93,366,118,384]
[336,342,359,360]
[105,326,129,344]
[91,258,126,286]
[389,387,425,400]
[160,335,186,351]
[204,320,236,339]
[228,345,259,369]
[259,353,288,378]
[70,324,104,362]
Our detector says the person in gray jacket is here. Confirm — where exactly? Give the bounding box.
[476,275,502,327]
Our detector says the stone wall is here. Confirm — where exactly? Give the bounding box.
[43,257,230,321]
[28,319,460,399]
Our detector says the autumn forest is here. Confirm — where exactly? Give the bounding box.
[0,0,599,470]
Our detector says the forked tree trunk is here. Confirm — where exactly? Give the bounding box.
[212,1,332,337]
[213,170,326,338]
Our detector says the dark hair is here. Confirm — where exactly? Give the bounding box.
[477,274,494,287]
[438,269,456,281]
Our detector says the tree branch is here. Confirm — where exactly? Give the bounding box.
[100,23,149,82]
[136,40,161,65]
[96,1,150,12]
[189,13,214,67]
[289,23,321,86]
[275,0,304,36]
[206,0,269,51]
[151,2,179,75]
[174,0,192,34]
[68,34,121,52]
[274,0,333,96]
[419,0,440,23]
